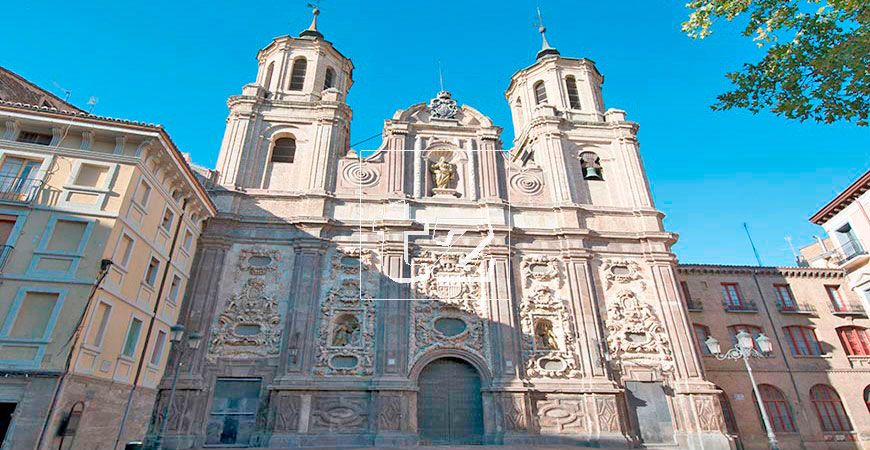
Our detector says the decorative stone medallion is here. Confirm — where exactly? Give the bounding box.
[604,289,674,373]
[237,247,281,275]
[428,90,459,119]
[208,278,281,360]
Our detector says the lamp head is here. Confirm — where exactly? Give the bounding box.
[755,333,773,354]
[736,330,754,350]
[187,331,203,350]
[704,335,721,355]
[169,324,185,343]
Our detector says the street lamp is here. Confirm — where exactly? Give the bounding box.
[705,332,779,450]
[154,326,202,450]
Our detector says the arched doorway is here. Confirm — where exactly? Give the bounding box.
[417,357,483,444]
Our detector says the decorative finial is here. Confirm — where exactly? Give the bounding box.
[300,1,324,38]
[438,61,444,93]
[534,7,560,60]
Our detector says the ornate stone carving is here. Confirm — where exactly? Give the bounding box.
[377,395,403,431]
[605,289,674,373]
[410,251,487,365]
[310,395,368,431]
[536,397,587,433]
[153,390,203,433]
[509,171,544,196]
[499,396,528,432]
[208,278,281,360]
[271,393,301,432]
[601,259,646,291]
[428,90,458,119]
[430,156,455,190]
[595,396,621,433]
[314,248,378,376]
[695,395,725,432]
[342,161,380,187]
[519,255,580,378]
[237,247,281,275]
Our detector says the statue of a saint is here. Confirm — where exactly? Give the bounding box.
[534,320,559,350]
[430,157,455,189]
[332,316,360,347]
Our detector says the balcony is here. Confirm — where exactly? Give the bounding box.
[776,301,816,315]
[828,240,867,268]
[722,299,758,312]
[830,301,867,317]
[0,175,42,204]
[0,245,12,272]
[685,299,704,312]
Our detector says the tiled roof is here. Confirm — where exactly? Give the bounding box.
[809,168,870,225]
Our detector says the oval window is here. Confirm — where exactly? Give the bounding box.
[235,324,262,336]
[330,355,359,369]
[248,255,272,267]
[540,358,566,371]
[434,317,467,337]
[611,265,630,275]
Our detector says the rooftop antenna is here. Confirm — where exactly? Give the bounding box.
[86,96,98,114]
[785,235,798,259]
[52,81,71,102]
[438,61,445,92]
[743,222,764,266]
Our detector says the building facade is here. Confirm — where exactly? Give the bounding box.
[678,264,870,450]
[147,18,736,449]
[0,77,215,450]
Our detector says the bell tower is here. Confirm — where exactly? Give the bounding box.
[214,6,353,192]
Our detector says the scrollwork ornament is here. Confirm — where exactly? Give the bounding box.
[604,289,674,373]
[208,278,282,360]
[600,258,646,291]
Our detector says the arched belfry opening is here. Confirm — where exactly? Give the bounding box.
[417,357,484,444]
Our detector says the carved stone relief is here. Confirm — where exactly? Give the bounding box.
[595,396,621,433]
[377,395,404,431]
[518,255,581,378]
[535,396,587,434]
[342,161,380,187]
[237,247,281,275]
[310,394,369,432]
[208,278,282,360]
[270,393,301,433]
[314,247,378,376]
[410,251,487,365]
[695,395,726,432]
[499,395,528,432]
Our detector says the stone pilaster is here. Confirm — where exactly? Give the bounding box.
[279,241,327,376]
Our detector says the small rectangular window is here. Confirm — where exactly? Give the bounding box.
[161,208,175,232]
[17,131,52,145]
[6,292,59,339]
[721,283,743,306]
[150,330,167,365]
[87,302,112,347]
[135,180,151,206]
[74,164,109,188]
[168,274,182,303]
[0,157,41,196]
[773,284,795,308]
[182,229,194,251]
[45,220,87,254]
[0,215,17,245]
[116,234,134,268]
[122,318,143,357]
[144,257,160,286]
[826,285,845,311]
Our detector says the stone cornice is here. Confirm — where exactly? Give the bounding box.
[677,263,846,279]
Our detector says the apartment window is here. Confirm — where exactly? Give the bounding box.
[181,229,194,251]
[16,131,51,145]
[810,385,852,432]
[0,215,17,245]
[728,325,764,350]
[206,379,262,446]
[757,384,797,432]
[73,163,109,188]
[161,208,175,232]
[168,274,182,304]
[783,326,823,356]
[135,180,151,207]
[0,157,41,195]
[693,324,712,355]
[837,326,870,356]
[150,330,167,366]
[288,58,307,91]
[565,76,581,109]
[721,283,743,306]
[680,281,692,302]
[533,81,548,105]
[144,257,160,287]
[324,67,336,89]
[773,284,796,309]
[121,317,143,357]
[270,138,296,163]
[4,291,59,339]
[826,285,846,311]
[116,234,134,268]
[45,219,88,254]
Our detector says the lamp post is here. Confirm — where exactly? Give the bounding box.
[705,331,779,450]
[154,325,202,450]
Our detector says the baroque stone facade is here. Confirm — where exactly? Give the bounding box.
[149,15,734,450]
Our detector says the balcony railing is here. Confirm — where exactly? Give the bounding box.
[776,301,816,314]
[685,299,704,312]
[830,301,866,316]
[0,245,12,272]
[722,299,758,312]
[0,175,42,203]
[828,240,867,266]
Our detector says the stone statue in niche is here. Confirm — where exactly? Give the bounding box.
[430,157,455,189]
[534,319,559,350]
[332,314,360,347]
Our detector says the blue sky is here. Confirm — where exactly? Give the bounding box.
[2,1,867,266]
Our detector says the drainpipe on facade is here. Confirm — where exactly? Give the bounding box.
[750,269,808,450]
[35,259,113,450]
[113,198,188,450]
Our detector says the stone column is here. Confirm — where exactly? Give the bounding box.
[475,135,503,201]
[562,252,610,380]
[385,130,407,195]
[279,240,327,376]
[484,247,521,382]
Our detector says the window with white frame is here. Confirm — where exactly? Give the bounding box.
[0,156,41,196]
[144,257,160,287]
[116,233,135,269]
[134,180,151,207]
[86,301,112,347]
[168,274,182,304]
[181,228,194,252]
[161,208,175,232]
[121,317,143,357]
[150,330,167,366]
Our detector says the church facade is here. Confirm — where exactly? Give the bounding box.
[149,15,733,449]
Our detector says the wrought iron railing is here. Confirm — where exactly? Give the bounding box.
[0,245,12,272]
[830,301,866,315]
[776,301,816,314]
[722,299,758,312]
[829,240,866,266]
[0,175,42,203]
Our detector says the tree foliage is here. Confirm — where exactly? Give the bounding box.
[683,0,868,126]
